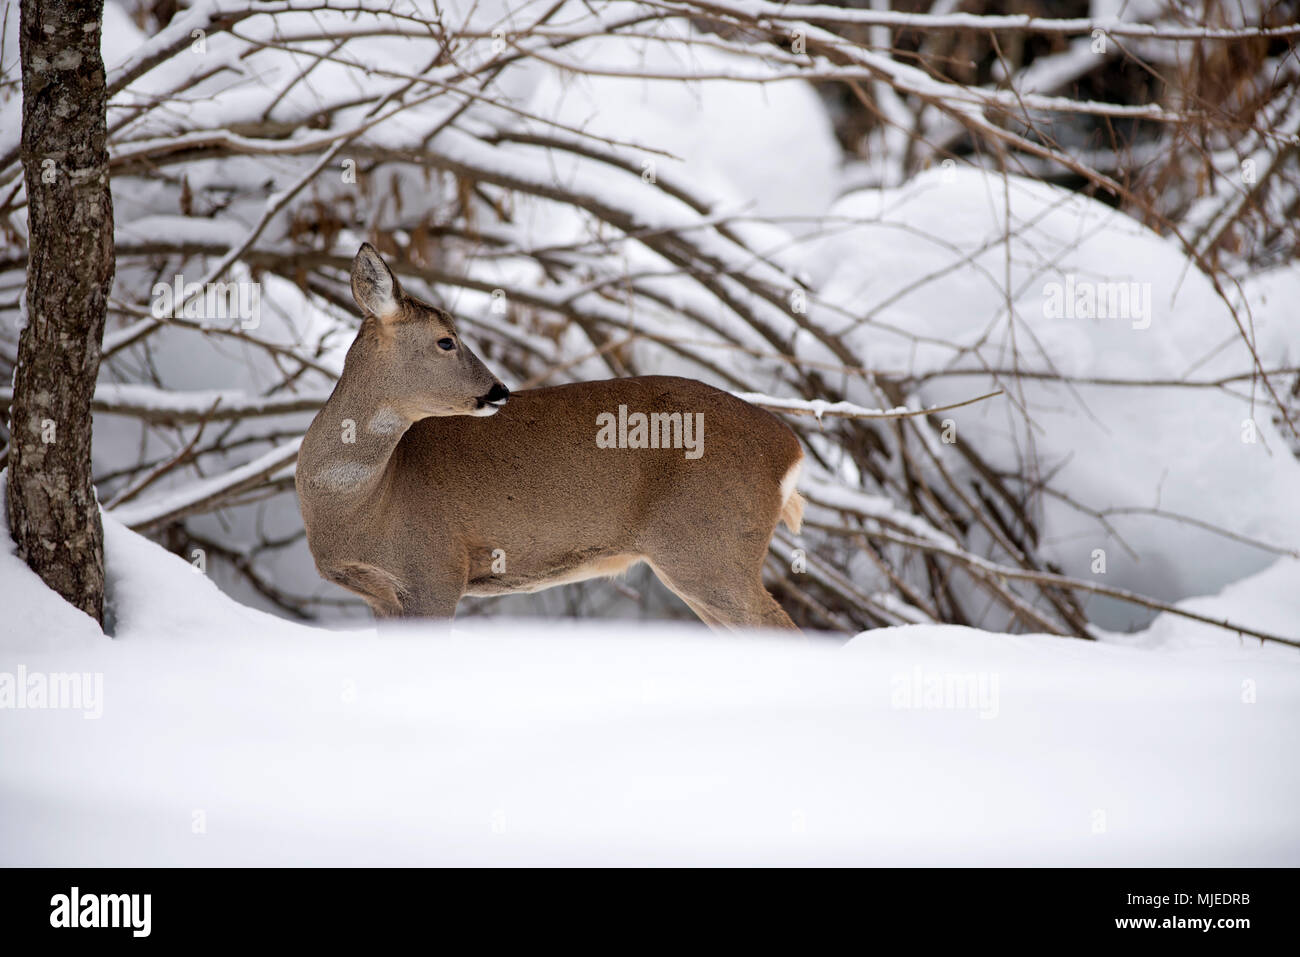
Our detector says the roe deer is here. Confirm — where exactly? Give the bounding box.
[295,244,805,630]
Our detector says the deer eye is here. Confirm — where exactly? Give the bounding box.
[437,337,456,351]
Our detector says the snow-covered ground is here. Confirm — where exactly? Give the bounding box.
[2,511,1296,865]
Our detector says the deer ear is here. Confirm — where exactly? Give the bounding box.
[351,243,402,320]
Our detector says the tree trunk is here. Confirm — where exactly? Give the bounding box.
[8,0,114,624]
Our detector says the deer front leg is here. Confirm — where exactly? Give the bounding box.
[392,586,463,619]
[389,552,468,620]
[324,559,462,620]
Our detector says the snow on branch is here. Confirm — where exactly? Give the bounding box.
[0,384,330,425]
[109,439,303,533]
[735,389,1004,423]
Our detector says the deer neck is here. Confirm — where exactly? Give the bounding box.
[298,339,412,511]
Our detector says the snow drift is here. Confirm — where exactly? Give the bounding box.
[2,507,1296,865]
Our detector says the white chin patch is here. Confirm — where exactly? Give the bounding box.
[469,403,502,417]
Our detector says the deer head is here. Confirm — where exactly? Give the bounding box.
[348,243,509,420]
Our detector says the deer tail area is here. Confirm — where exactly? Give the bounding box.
[778,457,805,534]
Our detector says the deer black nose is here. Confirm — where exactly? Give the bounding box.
[484,383,510,404]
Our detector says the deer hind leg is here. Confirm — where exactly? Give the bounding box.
[646,555,798,633]
[671,592,727,631]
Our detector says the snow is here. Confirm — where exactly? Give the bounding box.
[1,494,1297,865]
[520,15,840,228]
[1112,556,1300,652]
